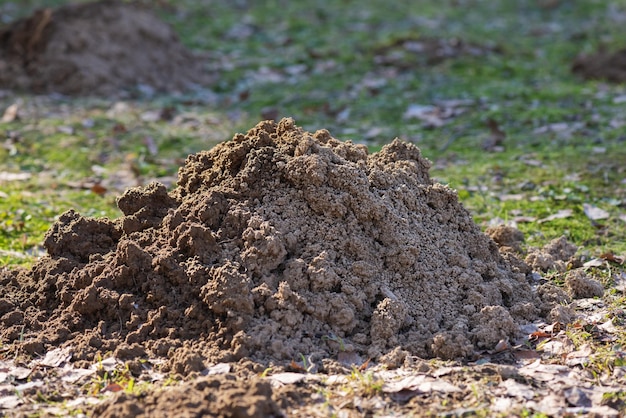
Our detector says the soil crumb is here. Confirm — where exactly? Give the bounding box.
[0,118,542,372]
[572,48,626,83]
[0,0,210,97]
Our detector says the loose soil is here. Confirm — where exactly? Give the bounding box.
[0,0,211,97]
[1,117,547,367]
[3,119,609,417]
[572,48,626,83]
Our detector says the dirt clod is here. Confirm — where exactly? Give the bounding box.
[1,118,542,372]
[0,0,210,96]
[525,236,578,273]
[486,225,525,254]
[565,270,604,299]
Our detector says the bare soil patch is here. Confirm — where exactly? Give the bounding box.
[572,48,626,83]
[0,0,211,97]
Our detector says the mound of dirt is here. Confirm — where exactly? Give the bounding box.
[572,48,626,83]
[0,118,543,373]
[0,0,210,96]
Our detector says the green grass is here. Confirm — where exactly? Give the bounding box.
[0,0,624,265]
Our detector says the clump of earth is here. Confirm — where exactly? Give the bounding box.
[572,48,626,83]
[0,0,210,97]
[1,118,550,375]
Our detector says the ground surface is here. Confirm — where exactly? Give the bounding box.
[0,0,625,417]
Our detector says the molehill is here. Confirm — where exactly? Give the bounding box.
[0,118,543,373]
[0,0,210,96]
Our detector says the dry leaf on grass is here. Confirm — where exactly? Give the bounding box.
[538,209,573,223]
[0,171,31,181]
[1,103,19,122]
[600,252,625,264]
[583,203,609,221]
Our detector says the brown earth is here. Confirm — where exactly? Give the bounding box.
[0,118,549,375]
[0,0,211,97]
[0,119,618,417]
[572,48,626,83]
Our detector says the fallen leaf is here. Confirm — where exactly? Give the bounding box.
[564,387,592,407]
[15,381,43,392]
[513,349,541,361]
[600,252,624,264]
[494,339,510,352]
[529,330,553,341]
[538,209,573,223]
[583,203,609,221]
[140,110,161,122]
[102,383,123,393]
[59,367,94,384]
[614,272,626,293]
[0,395,22,409]
[91,183,107,196]
[57,125,74,135]
[538,338,574,356]
[498,194,525,201]
[403,104,445,127]
[383,375,461,394]
[519,359,574,384]
[38,347,72,368]
[267,372,308,385]
[0,171,31,181]
[565,344,593,366]
[583,258,605,268]
[514,216,537,223]
[598,319,618,334]
[205,363,230,375]
[288,360,306,372]
[91,357,122,372]
[10,366,32,380]
[359,358,371,371]
[1,103,19,122]
[501,378,534,400]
